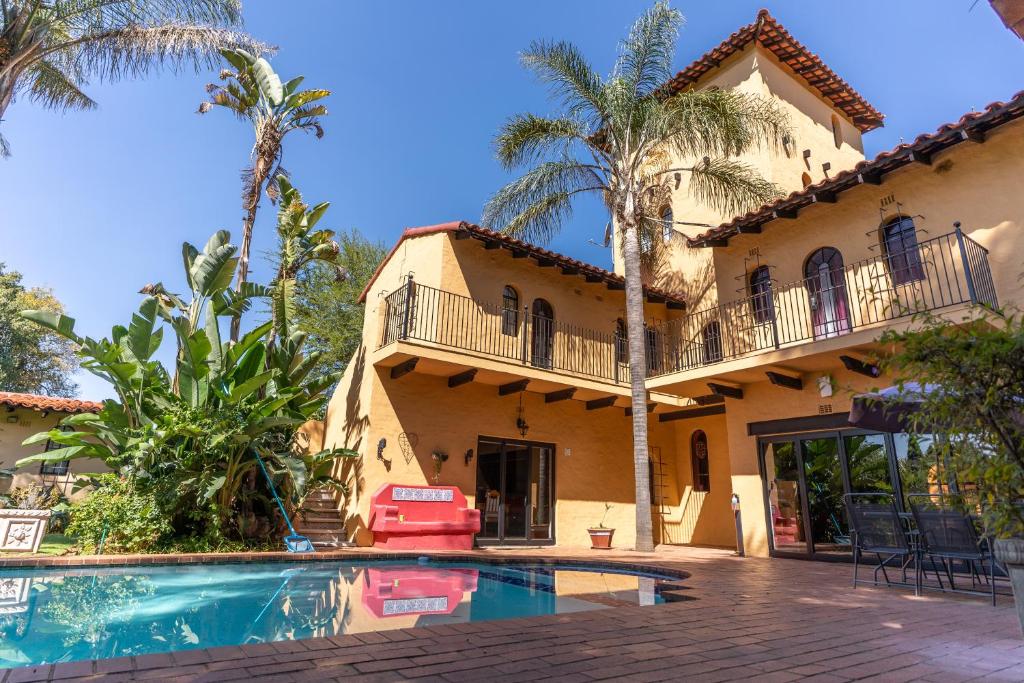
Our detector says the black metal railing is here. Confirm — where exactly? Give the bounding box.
[379,279,630,384]
[648,226,998,377]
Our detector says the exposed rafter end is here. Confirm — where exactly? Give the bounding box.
[498,379,530,396]
[447,369,477,388]
[544,388,576,403]
[454,229,473,240]
[535,257,555,267]
[693,394,725,406]
[484,240,502,250]
[812,190,837,203]
[960,127,985,144]
[839,354,881,378]
[737,224,763,234]
[511,249,528,259]
[858,171,883,185]
[909,150,932,166]
[667,301,686,311]
[390,358,419,380]
[705,238,729,247]
[708,382,743,400]
[560,266,579,275]
[584,274,604,283]
[585,396,618,410]
[606,281,625,291]
[773,207,798,220]
[766,371,803,391]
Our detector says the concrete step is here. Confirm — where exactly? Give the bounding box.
[298,513,343,524]
[295,520,344,532]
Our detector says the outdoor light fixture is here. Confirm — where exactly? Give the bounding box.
[376,437,387,461]
[464,448,474,466]
[516,392,530,437]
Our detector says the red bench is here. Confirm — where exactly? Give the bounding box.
[369,484,481,550]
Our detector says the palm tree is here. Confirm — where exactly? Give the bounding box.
[0,0,263,156]
[482,2,791,551]
[199,48,329,340]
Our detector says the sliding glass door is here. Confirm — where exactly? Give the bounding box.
[475,437,554,545]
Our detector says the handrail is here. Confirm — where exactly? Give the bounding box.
[379,281,630,384]
[649,228,998,377]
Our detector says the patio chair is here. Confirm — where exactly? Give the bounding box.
[843,493,917,593]
[908,493,998,605]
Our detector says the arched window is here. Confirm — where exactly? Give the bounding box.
[660,206,674,243]
[531,298,554,368]
[691,430,710,492]
[882,215,925,285]
[615,318,627,364]
[701,321,722,364]
[501,286,519,335]
[749,265,774,324]
[831,114,843,149]
[801,172,812,188]
[805,247,851,339]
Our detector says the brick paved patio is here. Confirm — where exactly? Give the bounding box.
[1,546,1021,682]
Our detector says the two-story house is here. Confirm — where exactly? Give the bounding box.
[316,10,1024,558]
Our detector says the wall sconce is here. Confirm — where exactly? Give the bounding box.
[464,448,474,466]
[376,437,387,461]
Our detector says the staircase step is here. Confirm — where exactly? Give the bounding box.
[299,513,342,524]
[296,520,343,532]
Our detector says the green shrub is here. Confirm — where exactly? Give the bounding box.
[67,475,171,553]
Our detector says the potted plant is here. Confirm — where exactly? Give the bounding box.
[879,310,1024,633]
[587,503,614,549]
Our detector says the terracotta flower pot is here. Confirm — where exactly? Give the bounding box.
[993,538,1024,636]
[588,527,614,549]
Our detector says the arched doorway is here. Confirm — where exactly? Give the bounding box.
[531,299,554,368]
[804,247,850,339]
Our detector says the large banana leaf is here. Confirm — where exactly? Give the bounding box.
[19,309,80,343]
[190,231,237,297]
[253,57,283,106]
[125,297,163,363]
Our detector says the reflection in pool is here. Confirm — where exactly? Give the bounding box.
[0,561,680,667]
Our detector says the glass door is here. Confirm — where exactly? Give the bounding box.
[799,436,850,556]
[475,437,555,545]
[762,440,808,554]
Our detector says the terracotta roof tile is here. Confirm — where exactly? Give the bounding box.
[668,9,883,132]
[689,89,1024,247]
[0,392,103,414]
[357,221,686,308]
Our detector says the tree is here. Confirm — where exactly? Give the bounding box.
[18,230,353,542]
[880,309,1024,539]
[294,228,386,380]
[0,0,264,156]
[199,48,330,340]
[0,263,77,396]
[482,2,790,551]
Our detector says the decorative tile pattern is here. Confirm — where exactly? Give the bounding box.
[392,487,454,503]
[382,596,448,615]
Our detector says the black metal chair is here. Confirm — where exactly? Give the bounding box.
[844,493,917,593]
[908,493,998,605]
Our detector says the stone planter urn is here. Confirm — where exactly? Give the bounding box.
[993,539,1024,635]
[0,509,52,554]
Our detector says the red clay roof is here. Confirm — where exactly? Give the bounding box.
[0,392,103,414]
[667,9,883,132]
[357,221,686,308]
[689,89,1024,247]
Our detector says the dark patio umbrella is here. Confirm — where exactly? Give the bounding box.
[848,383,941,432]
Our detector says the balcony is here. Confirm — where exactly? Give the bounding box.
[647,228,998,380]
[378,282,631,387]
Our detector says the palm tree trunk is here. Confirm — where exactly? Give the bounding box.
[620,208,655,553]
[230,154,272,341]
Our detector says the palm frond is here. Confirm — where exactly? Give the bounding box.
[53,24,269,83]
[494,114,589,170]
[688,157,782,218]
[658,88,791,158]
[0,131,10,158]
[616,0,682,97]
[521,39,605,122]
[53,0,244,27]
[28,59,97,112]
[482,159,606,243]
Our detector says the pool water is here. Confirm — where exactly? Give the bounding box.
[0,560,678,667]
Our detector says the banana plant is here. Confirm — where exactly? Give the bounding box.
[18,230,354,538]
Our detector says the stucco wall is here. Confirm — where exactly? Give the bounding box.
[0,407,106,497]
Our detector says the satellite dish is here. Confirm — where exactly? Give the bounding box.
[602,222,612,248]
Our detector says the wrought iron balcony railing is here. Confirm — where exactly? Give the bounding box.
[379,280,631,384]
[647,226,998,378]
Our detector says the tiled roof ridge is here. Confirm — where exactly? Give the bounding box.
[667,8,884,132]
[0,391,103,414]
[357,221,686,306]
[689,89,1024,247]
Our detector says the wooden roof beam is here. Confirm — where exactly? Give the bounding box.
[737,223,763,234]
[858,170,883,185]
[766,371,803,391]
[447,369,477,388]
[586,396,618,410]
[812,190,838,204]
[390,358,419,380]
[544,388,576,403]
[961,127,985,144]
[498,379,530,396]
[773,207,798,220]
[708,382,743,400]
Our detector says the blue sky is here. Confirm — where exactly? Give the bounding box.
[2,1,1021,400]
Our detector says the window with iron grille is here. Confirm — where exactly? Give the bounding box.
[701,321,722,364]
[501,286,519,335]
[614,318,627,364]
[882,216,925,285]
[40,426,71,476]
[749,265,774,325]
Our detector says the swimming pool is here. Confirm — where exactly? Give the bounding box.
[0,559,684,667]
